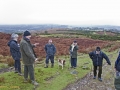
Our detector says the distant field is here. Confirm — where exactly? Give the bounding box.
[0,31,120,63]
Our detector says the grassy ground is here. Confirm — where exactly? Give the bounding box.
[64,50,118,90]
[0,54,92,90]
[0,50,118,90]
[0,63,8,69]
[39,33,87,38]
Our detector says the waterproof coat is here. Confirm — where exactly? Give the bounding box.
[69,45,78,58]
[8,40,21,60]
[45,43,56,56]
[89,51,111,66]
[20,38,36,65]
[115,52,120,72]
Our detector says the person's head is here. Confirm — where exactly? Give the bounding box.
[48,39,52,44]
[11,33,19,41]
[23,31,31,39]
[96,47,101,54]
[73,40,77,45]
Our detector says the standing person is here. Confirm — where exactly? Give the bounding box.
[69,40,78,69]
[20,31,39,85]
[44,39,56,68]
[8,33,22,75]
[114,52,120,90]
[89,47,111,81]
[115,52,120,76]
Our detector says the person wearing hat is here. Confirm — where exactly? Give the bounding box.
[89,47,111,81]
[44,39,56,68]
[20,31,39,85]
[69,40,78,69]
[8,33,22,75]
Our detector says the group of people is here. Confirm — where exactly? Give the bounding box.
[7,30,120,88]
[8,31,39,85]
[7,30,80,86]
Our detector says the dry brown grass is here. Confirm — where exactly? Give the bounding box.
[0,77,5,83]
[6,57,14,66]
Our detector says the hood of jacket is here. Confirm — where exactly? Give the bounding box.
[7,40,17,47]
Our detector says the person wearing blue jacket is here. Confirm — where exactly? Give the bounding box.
[114,52,120,90]
[115,52,120,76]
[89,47,111,81]
[8,33,22,75]
[44,39,56,68]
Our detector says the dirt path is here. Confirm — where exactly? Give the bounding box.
[63,54,116,90]
[0,67,14,74]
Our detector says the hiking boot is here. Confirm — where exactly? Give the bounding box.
[51,63,54,68]
[98,78,102,82]
[32,81,39,86]
[44,64,48,68]
[74,67,76,69]
[93,76,96,79]
[44,66,48,68]
[24,79,28,83]
[14,70,18,73]
[18,73,23,76]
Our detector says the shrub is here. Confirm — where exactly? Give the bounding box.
[7,57,14,67]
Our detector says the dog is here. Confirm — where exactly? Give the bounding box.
[58,59,66,69]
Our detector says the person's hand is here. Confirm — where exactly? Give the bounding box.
[74,43,77,46]
[108,63,111,65]
[34,43,39,46]
[35,58,38,62]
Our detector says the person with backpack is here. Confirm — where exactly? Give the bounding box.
[89,47,111,81]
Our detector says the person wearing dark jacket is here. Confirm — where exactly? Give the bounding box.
[115,52,120,76]
[44,39,56,68]
[8,33,22,75]
[89,47,111,81]
[69,40,78,69]
[20,31,39,86]
[114,52,120,90]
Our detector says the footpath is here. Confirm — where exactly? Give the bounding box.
[64,54,116,90]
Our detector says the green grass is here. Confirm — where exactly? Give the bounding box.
[39,33,87,38]
[0,54,92,90]
[0,50,117,90]
[0,63,8,69]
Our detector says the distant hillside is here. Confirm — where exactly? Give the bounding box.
[0,24,120,33]
[0,24,68,33]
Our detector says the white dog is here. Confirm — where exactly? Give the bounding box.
[58,59,65,69]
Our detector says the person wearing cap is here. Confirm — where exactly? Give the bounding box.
[69,40,78,69]
[89,47,111,81]
[8,33,22,75]
[44,39,56,68]
[20,31,39,85]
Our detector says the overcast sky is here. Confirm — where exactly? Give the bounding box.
[0,0,120,25]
